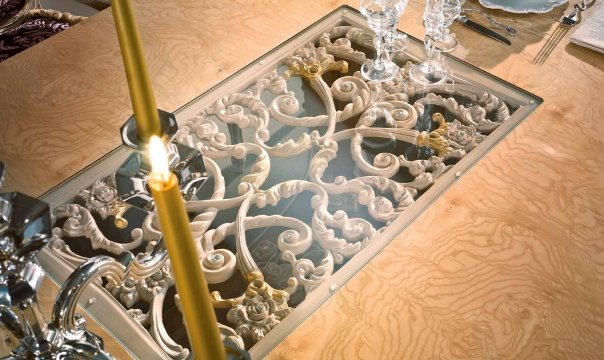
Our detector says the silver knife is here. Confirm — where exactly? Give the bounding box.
[457,15,511,45]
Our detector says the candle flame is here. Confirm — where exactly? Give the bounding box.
[149,135,170,177]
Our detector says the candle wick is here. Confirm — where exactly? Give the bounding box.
[149,135,170,176]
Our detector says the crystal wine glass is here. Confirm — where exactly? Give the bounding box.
[383,0,409,55]
[408,0,448,85]
[360,0,406,82]
[434,0,462,52]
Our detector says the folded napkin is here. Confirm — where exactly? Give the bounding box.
[569,1,604,54]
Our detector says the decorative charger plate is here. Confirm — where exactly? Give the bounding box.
[478,0,568,13]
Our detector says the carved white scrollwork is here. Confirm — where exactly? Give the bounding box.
[48,24,518,358]
[51,204,144,255]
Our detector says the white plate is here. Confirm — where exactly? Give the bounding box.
[478,0,568,13]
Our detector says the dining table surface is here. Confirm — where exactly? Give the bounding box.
[0,0,603,359]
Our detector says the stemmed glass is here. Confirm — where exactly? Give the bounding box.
[434,0,462,52]
[360,0,406,82]
[408,0,448,85]
[383,0,409,55]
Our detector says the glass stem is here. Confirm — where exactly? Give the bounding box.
[425,34,435,61]
[373,32,387,70]
[439,24,448,37]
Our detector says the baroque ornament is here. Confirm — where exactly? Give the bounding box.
[47,23,514,358]
[212,272,294,343]
[78,178,130,228]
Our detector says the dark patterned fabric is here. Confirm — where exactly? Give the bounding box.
[0,0,26,23]
[0,16,70,62]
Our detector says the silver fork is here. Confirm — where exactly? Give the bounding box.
[561,1,590,26]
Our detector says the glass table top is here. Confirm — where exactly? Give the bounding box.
[38,6,542,359]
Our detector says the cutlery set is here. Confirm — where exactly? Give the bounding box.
[455,1,595,46]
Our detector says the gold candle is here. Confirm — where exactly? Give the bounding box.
[111,0,162,142]
[148,136,226,360]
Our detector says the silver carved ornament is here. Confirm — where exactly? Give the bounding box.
[115,109,210,216]
[0,161,125,359]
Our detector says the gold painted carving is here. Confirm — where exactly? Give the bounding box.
[415,113,452,157]
[284,43,348,80]
[211,272,294,343]
[211,271,294,309]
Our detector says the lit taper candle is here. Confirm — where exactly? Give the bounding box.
[111,0,162,142]
[148,136,226,360]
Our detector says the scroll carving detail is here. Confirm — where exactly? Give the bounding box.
[48,24,513,358]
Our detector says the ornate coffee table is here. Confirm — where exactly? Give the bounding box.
[38,6,541,359]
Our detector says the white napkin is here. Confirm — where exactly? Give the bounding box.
[569,1,604,54]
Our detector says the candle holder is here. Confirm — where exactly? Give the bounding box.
[115,110,210,212]
[0,162,117,359]
[0,161,251,359]
[118,113,251,360]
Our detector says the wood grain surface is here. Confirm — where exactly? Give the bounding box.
[0,0,603,359]
[0,0,346,197]
[268,1,604,359]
